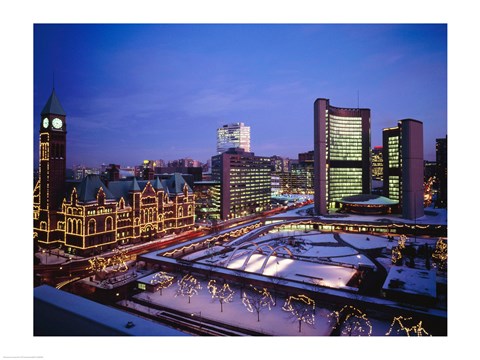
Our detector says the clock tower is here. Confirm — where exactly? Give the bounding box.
[36,88,67,244]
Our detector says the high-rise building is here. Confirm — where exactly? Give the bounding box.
[313,98,371,215]
[383,119,424,219]
[211,148,271,220]
[436,136,447,208]
[216,122,251,154]
[372,146,384,180]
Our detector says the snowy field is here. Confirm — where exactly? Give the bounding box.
[129,277,395,336]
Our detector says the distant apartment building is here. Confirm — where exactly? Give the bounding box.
[275,151,314,195]
[217,122,251,154]
[73,165,100,180]
[211,148,271,220]
[436,136,447,208]
[372,146,384,180]
[193,180,221,220]
[383,119,424,219]
[313,98,371,215]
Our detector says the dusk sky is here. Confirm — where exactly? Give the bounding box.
[34,24,447,168]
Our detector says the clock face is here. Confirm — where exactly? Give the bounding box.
[52,118,63,129]
[42,118,49,128]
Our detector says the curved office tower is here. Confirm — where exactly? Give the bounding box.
[383,119,424,219]
[314,98,371,215]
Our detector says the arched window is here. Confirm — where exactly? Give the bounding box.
[105,217,113,231]
[88,219,96,234]
[178,207,183,218]
[187,205,193,216]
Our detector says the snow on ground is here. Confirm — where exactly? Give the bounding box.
[129,276,394,336]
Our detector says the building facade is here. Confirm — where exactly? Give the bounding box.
[33,90,195,256]
[372,146,384,180]
[435,137,447,208]
[216,122,251,154]
[211,148,271,220]
[193,180,221,220]
[382,119,424,219]
[313,98,371,215]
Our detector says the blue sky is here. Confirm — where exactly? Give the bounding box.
[34,24,447,167]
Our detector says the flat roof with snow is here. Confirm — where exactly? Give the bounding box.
[34,285,189,336]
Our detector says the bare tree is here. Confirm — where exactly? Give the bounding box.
[328,305,372,336]
[282,294,316,333]
[150,271,174,295]
[385,316,430,336]
[242,285,275,322]
[207,279,235,312]
[175,274,202,304]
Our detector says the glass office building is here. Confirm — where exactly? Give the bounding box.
[216,122,251,154]
[383,119,424,219]
[313,98,371,215]
[211,148,271,220]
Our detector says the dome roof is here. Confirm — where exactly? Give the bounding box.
[338,194,398,206]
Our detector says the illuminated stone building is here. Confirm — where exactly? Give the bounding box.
[216,122,251,154]
[33,90,195,255]
[382,119,424,219]
[313,98,371,215]
[211,148,271,220]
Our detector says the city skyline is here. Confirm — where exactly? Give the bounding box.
[34,24,447,168]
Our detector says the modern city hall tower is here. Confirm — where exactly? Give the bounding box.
[313,98,371,215]
[383,119,424,219]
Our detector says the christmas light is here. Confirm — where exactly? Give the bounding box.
[398,234,407,249]
[391,246,402,264]
[432,237,447,270]
[282,294,315,332]
[328,305,372,336]
[175,274,202,303]
[207,279,235,312]
[149,271,174,295]
[385,316,430,336]
[242,285,275,321]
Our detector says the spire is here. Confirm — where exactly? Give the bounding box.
[130,177,141,192]
[152,176,163,190]
[41,88,66,116]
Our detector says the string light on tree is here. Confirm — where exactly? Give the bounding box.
[432,237,447,271]
[242,285,275,322]
[391,246,402,265]
[282,294,315,333]
[398,234,407,249]
[150,271,174,295]
[175,274,202,304]
[207,279,235,312]
[385,316,431,336]
[328,305,372,336]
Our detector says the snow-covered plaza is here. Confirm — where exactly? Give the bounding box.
[132,224,446,336]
